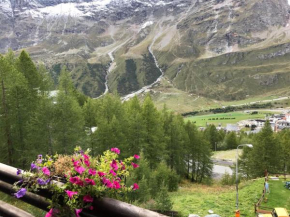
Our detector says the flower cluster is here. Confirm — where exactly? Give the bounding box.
[14,147,140,217]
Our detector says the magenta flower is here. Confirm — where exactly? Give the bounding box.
[97,171,106,177]
[14,188,26,198]
[75,166,86,174]
[102,177,113,188]
[132,183,139,190]
[113,180,121,189]
[83,195,94,203]
[83,154,89,160]
[85,178,95,185]
[134,155,140,159]
[89,169,96,176]
[76,180,84,187]
[110,147,120,154]
[73,161,80,167]
[110,160,118,171]
[69,176,81,184]
[89,206,94,210]
[110,169,116,176]
[45,209,59,217]
[75,209,82,217]
[65,190,78,199]
[131,162,139,168]
[42,167,50,176]
[84,159,90,167]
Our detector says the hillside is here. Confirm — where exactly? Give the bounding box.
[0,0,290,102]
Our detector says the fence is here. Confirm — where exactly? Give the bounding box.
[0,163,168,217]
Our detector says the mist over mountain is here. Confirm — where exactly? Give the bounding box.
[1,0,290,100]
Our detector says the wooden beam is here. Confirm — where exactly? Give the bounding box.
[0,200,35,217]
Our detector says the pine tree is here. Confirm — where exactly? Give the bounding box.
[142,95,164,168]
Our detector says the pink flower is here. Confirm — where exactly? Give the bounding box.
[110,147,120,154]
[89,206,94,210]
[97,171,106,177]
[89,169,96,176]
[134,155,140,159]
[75,166,86,174]
[102,177,113,188]
[83,195,94,203]
[110,160,118,171]
[69,176,81,184]
[131,162,139,168]
[45,209,59,217]
[85,178,95,185]
[76,180,84,187]
[84,159,90,167]
[113,180,121,189]
[83,154,89,160]
[73,161,80,167]
[75,209,82,217]
[42,167,50,176]
[110,169,116,176]
[132,183,139,190]
[65,190,78,199]
[45,209,53,217]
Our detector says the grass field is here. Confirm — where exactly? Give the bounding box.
[259,178,290,211]
[212,150,237,162]
[0,192,45,216]
[170,179,265,217]
[184,111,274,127]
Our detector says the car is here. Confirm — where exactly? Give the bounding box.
[258,208,289,217]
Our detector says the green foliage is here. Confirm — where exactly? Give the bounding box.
[155,183,173,212]
[220,172,236,186]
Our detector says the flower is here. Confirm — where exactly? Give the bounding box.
[85,178,95,185]
[14,188,26,198]
[110,147,120,154]
[65,190,78,199]
[31,163,37,170]
[110,160,118,171]
[73,161,80,167]
[37,178,50,185]
[16,169,22,175]
[113,180,121,189]
[83,154,89,160]
[134,155,140,159]
[75,166,85,174]
[109,169,116,176]
[75,209,82,217]
[97,171,106,177]
[42,167,50,176]
[84,159,90,167]
[83,195,94,203]
[69,176,81,184]
[131,162,139,168]
[132,183,139,190]
[88,169,96,176]
[45,209,59,217]
[89,206,94,210]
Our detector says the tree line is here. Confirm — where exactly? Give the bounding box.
[0,50,213,185]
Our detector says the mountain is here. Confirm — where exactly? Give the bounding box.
[0,0,290,102]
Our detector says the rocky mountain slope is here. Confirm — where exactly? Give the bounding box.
[1,0,290,101]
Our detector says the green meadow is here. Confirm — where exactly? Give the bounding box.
[185,111,274,127]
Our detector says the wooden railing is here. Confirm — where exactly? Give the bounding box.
[0,163,168,217]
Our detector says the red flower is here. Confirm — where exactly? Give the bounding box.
[113,180,121,189]
[83,195,94,203]
[134,155,140,159]
[110,169,116,176]
[110,147,120,154]
[110,160,118,171]
[131,162,139,168]
[85,178,95,185]
[89,169,96,176]
[132,183,139,190]
[97,171,106,177]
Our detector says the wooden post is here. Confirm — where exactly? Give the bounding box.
[0,200,34,217]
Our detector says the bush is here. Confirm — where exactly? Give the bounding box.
[220,172,236,185]
[155,183,173,212]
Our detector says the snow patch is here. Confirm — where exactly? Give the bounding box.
[141,21,153,30]
[288,0,290,5]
